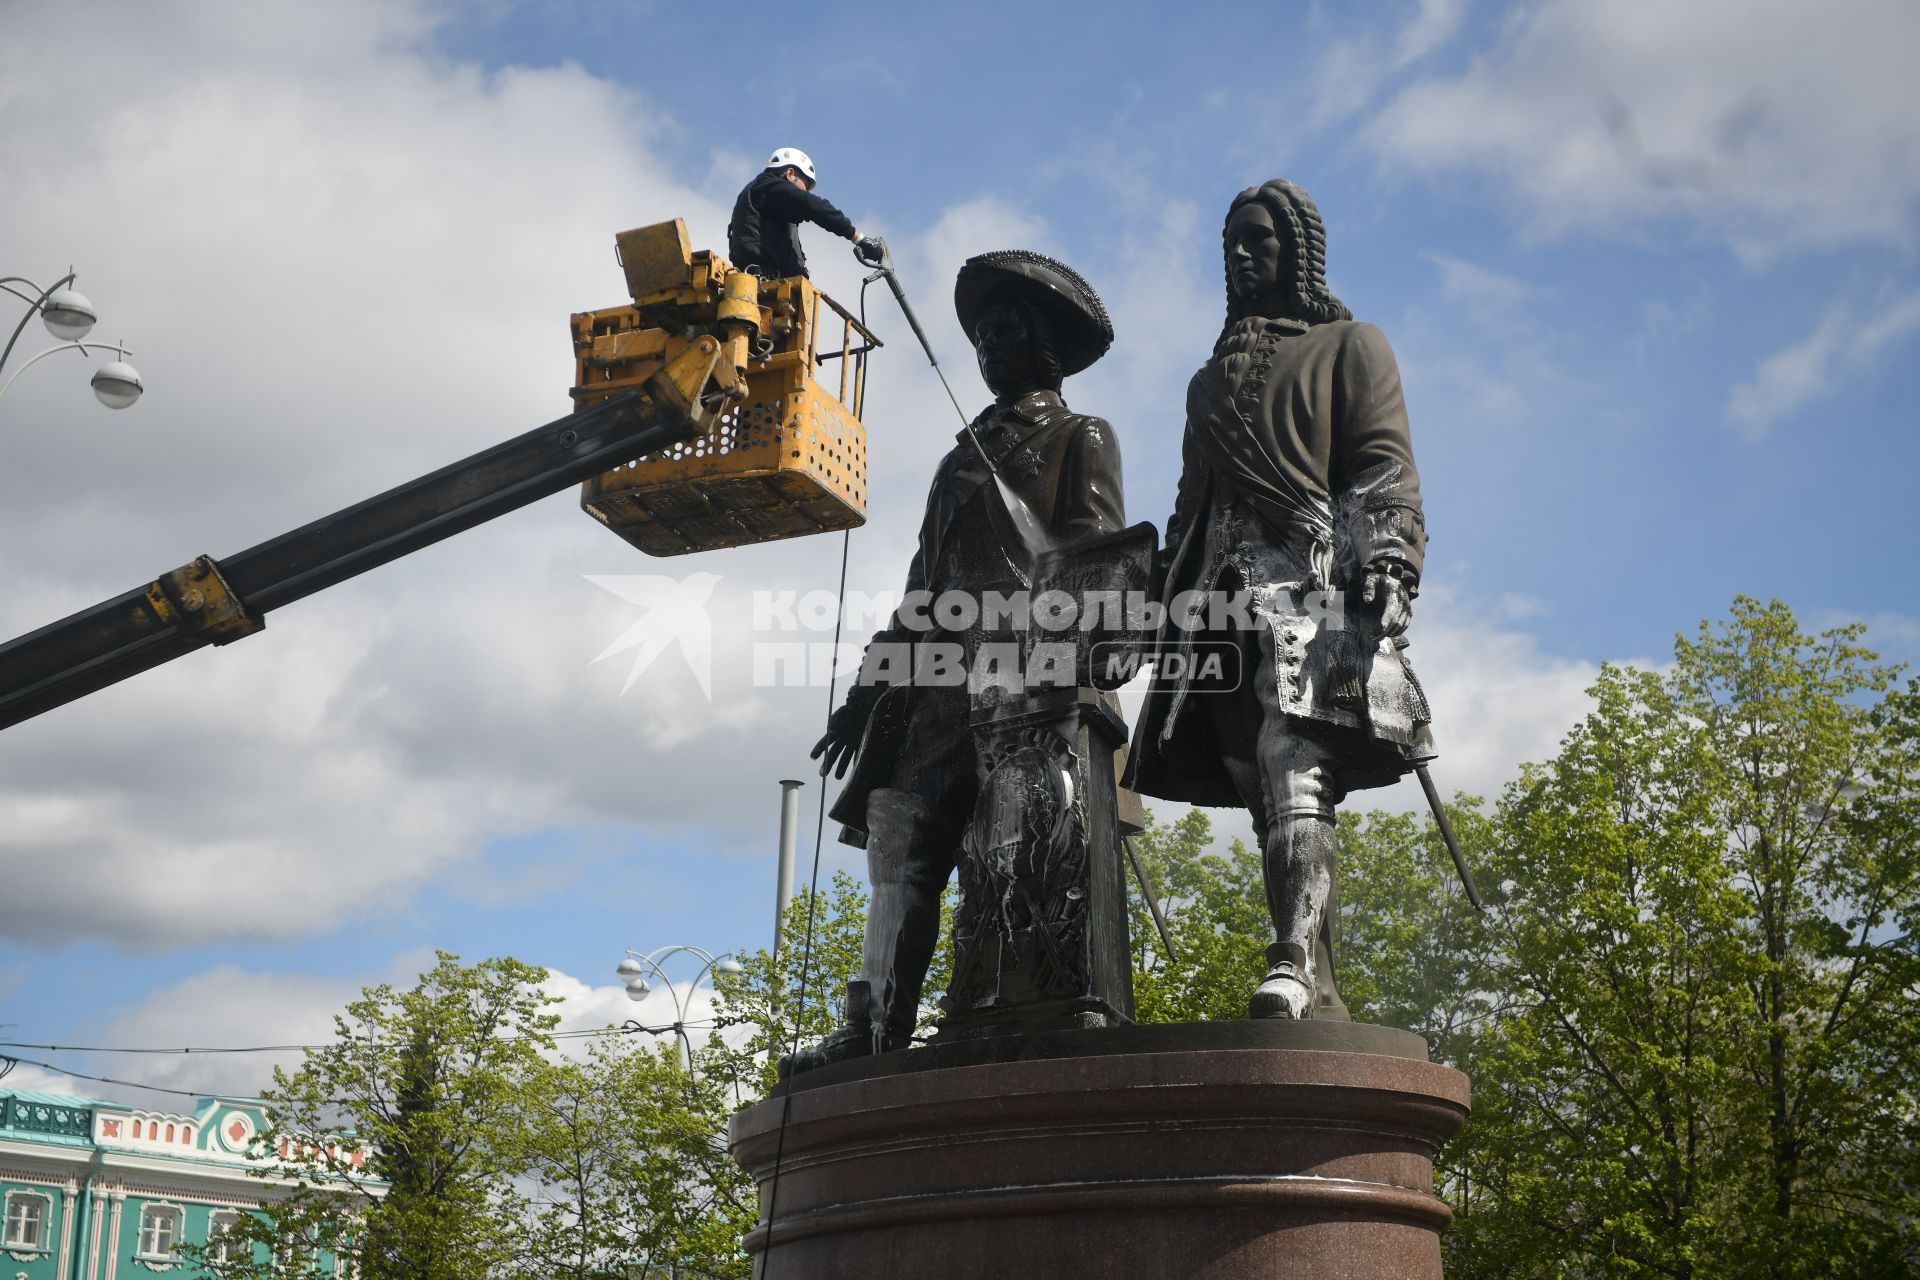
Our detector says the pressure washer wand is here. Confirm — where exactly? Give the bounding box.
[860,241,1000,476]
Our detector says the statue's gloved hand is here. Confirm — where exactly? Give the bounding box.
[1359,568,1413,639]
[810,700,869,779]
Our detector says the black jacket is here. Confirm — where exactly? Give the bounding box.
[726,170,856,278]
[826,389,1126,836]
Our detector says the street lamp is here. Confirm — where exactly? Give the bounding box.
[39,288,96,341]
[616,944,744,1074]
[0,271,143,409]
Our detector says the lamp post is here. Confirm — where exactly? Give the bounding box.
[0,271,143,409]
[616,944,744,1074]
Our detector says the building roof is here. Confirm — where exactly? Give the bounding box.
[0,1088,113,1109]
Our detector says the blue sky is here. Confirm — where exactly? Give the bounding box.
[425,0,1920,665]
[1,0,1915,1100]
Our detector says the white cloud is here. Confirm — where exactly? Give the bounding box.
[1632,288,1713,368]
[1422,251,1542,317]
[1725,307,1850,438]
[1368,0,1920,257]
[1401,586,1608,807]
[0,1,1076,953]
[1309,0,1469,127]
[1390,252,1580,434]
[1725,292,1920,438]
[541,965,748,1068]
[0,1064,88,1097]
[1857,293,1920,355]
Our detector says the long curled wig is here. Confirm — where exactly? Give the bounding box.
[1221,179,1352,331]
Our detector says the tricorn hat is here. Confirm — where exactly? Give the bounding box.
[954,250,1114,377]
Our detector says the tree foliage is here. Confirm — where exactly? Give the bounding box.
[1450,599,1920,1278]
[507,1035,753,1279]
[179,883,926,1280]
[185,952,559,1279]
[1127,807,1266,1023]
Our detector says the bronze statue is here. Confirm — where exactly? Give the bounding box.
[787,251,1124,1074]
[1125,179,1435,1020]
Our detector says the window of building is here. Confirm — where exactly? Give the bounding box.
[208,1210,244,1264]
[273,1223,324,1270]
[138,1204,182,1258]
[3,1192,50,1251]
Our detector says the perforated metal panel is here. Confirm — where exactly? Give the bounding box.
[574,271,874,557]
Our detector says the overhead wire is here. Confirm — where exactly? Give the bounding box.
[0,1053,273,1102]
[0,1024,685,1056]
[757,525,851,1276]
[752,269,882,1278]
[0,1018,739,1104]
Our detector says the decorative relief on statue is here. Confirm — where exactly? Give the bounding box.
[947,729,1089,1017]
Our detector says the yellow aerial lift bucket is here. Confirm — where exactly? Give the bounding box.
[572,220,879,556]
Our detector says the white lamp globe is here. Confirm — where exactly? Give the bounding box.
[716,959,744,977]
[615,957,644,982]
[624,978,652,1001]
[90,360,142,409]
[41,289,96,341]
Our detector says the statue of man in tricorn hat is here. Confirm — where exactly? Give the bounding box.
[787,250,1124,1074]
[1126,179,1436,1021]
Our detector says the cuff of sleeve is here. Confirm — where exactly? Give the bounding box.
[1357,503,1426,576]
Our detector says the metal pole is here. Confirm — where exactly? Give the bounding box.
[774,779,803,962]
[0,271,75,379]
[0,340,130,405]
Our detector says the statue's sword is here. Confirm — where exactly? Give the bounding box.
[1414,763,1485,911]
[1124,837,1180,962]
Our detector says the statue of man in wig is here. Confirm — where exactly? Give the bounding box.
[1125,179,1436,1020]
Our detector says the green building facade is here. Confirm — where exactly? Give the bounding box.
[0,1089,365,1278]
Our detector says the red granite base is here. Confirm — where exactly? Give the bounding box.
[730,1022,1470,1279]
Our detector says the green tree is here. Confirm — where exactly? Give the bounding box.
[1334,802,1497,1061]
[1126,807,1265,1023]
[1450,599,1920,1278]
[715,871,871,1098]
[189,952,561,1280]
[507,1035,754,1279]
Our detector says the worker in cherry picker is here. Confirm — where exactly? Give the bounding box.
[728,147,887,279]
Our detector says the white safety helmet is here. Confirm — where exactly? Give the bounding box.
[765,147,817,184]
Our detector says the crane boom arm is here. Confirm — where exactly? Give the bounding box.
[0,342,724,732]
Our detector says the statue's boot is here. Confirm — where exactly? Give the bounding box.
[777,980,875,1079]
[780,789,941,1075]
[1250,813,1337,1019]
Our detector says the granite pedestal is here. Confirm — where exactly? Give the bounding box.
[732,1021,1470,1279]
